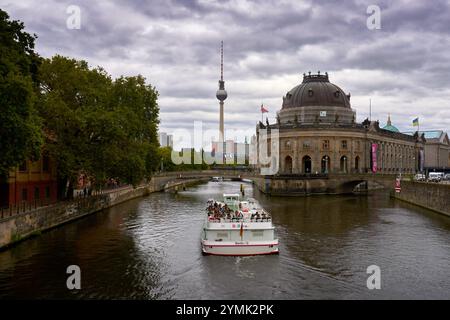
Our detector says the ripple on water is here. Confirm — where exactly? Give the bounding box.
[0,182,449,299]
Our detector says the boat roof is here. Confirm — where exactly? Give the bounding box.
[223,193,240,197]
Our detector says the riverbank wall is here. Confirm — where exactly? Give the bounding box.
[252,175,389,196]
[393,181,450,217]
[0,175,209,250]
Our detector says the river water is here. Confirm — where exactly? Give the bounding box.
[0,181,449,299]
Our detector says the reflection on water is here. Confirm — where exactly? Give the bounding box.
[0,181,449,299]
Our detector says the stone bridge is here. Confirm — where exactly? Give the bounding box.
[153,170,398,195]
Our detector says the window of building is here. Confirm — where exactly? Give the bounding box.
[22,188,28,201]
[34,187,40,200]
[355,141,360,151]
[302,155,312,173]
[340,156,348,173]
[285,140,291,150]
[322,140,329,150]
[45,186,50,199]
[303,141,311,150]
[284,156,293,174]
[341,140,347,149]
[321,155,331,173]
[42,154,50,172]
[19,161,27,172]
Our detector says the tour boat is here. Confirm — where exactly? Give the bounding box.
[211,176,223,182]
[201,194,279,256]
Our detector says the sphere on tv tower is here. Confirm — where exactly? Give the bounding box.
[216,83,227,101]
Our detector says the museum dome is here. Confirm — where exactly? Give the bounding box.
[382,115,400,133]
[282,72,351,110]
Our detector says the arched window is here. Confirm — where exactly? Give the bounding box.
[355,156,360,172]
[302,155,312,174]
[340,156,348,173]
[285,140,291,150]
[321,155,330,174]
[284,156,293,174]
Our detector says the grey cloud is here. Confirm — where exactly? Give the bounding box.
[1,0,449,137]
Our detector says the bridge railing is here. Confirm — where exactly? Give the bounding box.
[153,169,257,178]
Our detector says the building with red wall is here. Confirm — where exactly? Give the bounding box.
[0,154,57,208]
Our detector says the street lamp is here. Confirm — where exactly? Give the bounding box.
[343,156,347,174]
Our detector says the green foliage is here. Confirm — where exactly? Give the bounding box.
[0,9,43,177]
[38,55,160,188]
[158,147,212,172]
[158,146,176,172]
[0,8,161,188]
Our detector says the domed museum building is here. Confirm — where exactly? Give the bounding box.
[256,72,426,176]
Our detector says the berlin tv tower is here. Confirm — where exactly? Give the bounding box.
[216,41,227,142]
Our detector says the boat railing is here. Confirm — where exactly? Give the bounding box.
[207,218,272,223]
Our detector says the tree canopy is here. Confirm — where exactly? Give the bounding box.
[1,8,161,191]
[38,55,160,188]
[0,8,42,178]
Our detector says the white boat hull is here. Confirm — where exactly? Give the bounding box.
[201,239,279,256]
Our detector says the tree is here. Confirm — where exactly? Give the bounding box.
[38,56,160,194]
[105,75,160,182]
[0,9,42,177]
[158,146,175,172]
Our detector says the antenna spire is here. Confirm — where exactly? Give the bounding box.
[220,41,224,81]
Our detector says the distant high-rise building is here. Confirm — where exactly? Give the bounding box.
[159,132,168,147]
[159,132,173,148]
[211,139,250,165]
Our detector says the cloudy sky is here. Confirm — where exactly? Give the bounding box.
[2,0,450,144]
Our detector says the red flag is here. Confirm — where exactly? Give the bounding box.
[260,104,268,113]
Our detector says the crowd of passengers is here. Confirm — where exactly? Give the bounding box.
[206,200,270,221]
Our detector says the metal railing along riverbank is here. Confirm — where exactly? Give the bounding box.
[0,185,134,222]
[0,170,256,221]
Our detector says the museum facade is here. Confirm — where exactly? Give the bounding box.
[256,72,426,176]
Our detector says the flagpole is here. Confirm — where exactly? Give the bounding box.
[261,102,263,123]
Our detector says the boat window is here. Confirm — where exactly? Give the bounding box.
[251,231,264,237]
[216,232,228,239]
